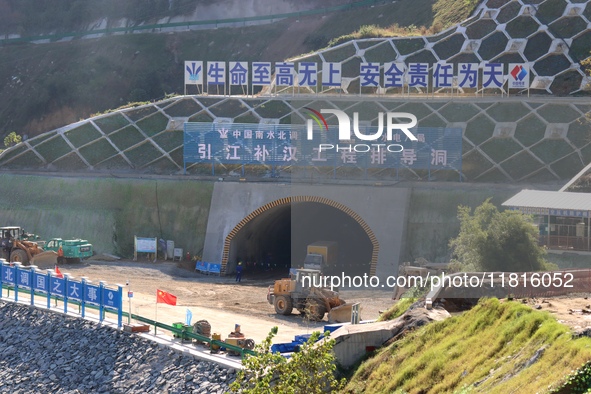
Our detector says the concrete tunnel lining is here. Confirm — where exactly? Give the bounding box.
[222,196,378,277]
[228,203,292,271]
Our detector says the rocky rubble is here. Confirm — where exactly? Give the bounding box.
[0,302,236,393]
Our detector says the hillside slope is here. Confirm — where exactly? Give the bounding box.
[0,0,353,36]
[0,0,475,138]
[345,298,591,393]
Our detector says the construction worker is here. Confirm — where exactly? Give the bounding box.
[57,245,65,265]
[235,261,243,282]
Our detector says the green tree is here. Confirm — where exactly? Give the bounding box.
[449,199,551,272]
[230,326,345,393]
[4,132,22,148]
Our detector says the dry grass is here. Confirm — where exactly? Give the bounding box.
[377,298,418,322]
[327,0,477,47]
[328,23,445,47]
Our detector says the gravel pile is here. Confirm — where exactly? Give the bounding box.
[0,301,236,393]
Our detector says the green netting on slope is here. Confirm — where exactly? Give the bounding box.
[152,131,184,153]
[163,98,203,118]
[93,113,130,134]
[536,104,582,123]
[64,123,102,148]
[530,139,576,163]
[136,112,169,137]
[480,138,523,163]
[34,136,72,163]
[500,151,544,180]
[514,115,547,147]
[108,126,146,151]
[79,139,119,166]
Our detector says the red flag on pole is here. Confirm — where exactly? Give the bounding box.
[55,265,64,279]
[156,289,177,306]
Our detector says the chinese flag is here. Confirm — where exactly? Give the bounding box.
[156,289,177,306]
[54,265,64,279]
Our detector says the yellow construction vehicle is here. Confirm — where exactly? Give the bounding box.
[0,226,57,268]
[267,268,348,321]
[303,241,337,272]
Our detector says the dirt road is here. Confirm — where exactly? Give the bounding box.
[58,258,591,347]
[60,258,395,345]
[521,296,591,332]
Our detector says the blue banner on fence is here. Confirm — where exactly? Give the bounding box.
[2,265,15,284]
[102,287,121,309]
[16,269,31,288]
[0,261,123,328]
[50,277,65,296]
[195,261,223,275]
[208,263,221,274]
[183,122,463,173]
[195,261,207,272]
[33,274,48,293]
[84,283,101,305]
[68,280,83,301]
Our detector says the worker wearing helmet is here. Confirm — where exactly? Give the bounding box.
[235,261,243,282]
[57,245,65,265]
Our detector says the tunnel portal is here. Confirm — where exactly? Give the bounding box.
[226,199,374,278]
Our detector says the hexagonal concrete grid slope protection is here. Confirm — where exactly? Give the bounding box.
[0,96,588,183]
[289,0,591,96]
[0,0,591,182]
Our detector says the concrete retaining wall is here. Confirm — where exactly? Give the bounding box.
[330,307,450,368]
[0,174,213,258]
[403,183,527,263]
[0,173,565,272]
[202,182,410,279]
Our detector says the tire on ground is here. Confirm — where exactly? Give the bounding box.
[274,295,293,315]
[306,298,327,321]
[10,249,29,265]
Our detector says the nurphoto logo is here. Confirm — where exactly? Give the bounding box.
[305,108,418,153]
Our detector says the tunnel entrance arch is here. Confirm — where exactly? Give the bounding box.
[221,196,379,277]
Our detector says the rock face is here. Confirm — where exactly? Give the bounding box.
[0,302,235,394]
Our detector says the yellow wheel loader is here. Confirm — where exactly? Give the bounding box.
[267,268,349,322]
[0,226,57,268]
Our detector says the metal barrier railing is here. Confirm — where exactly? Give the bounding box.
[1,283,256,358]
[539,235,591,252]
[130,313,257,357]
